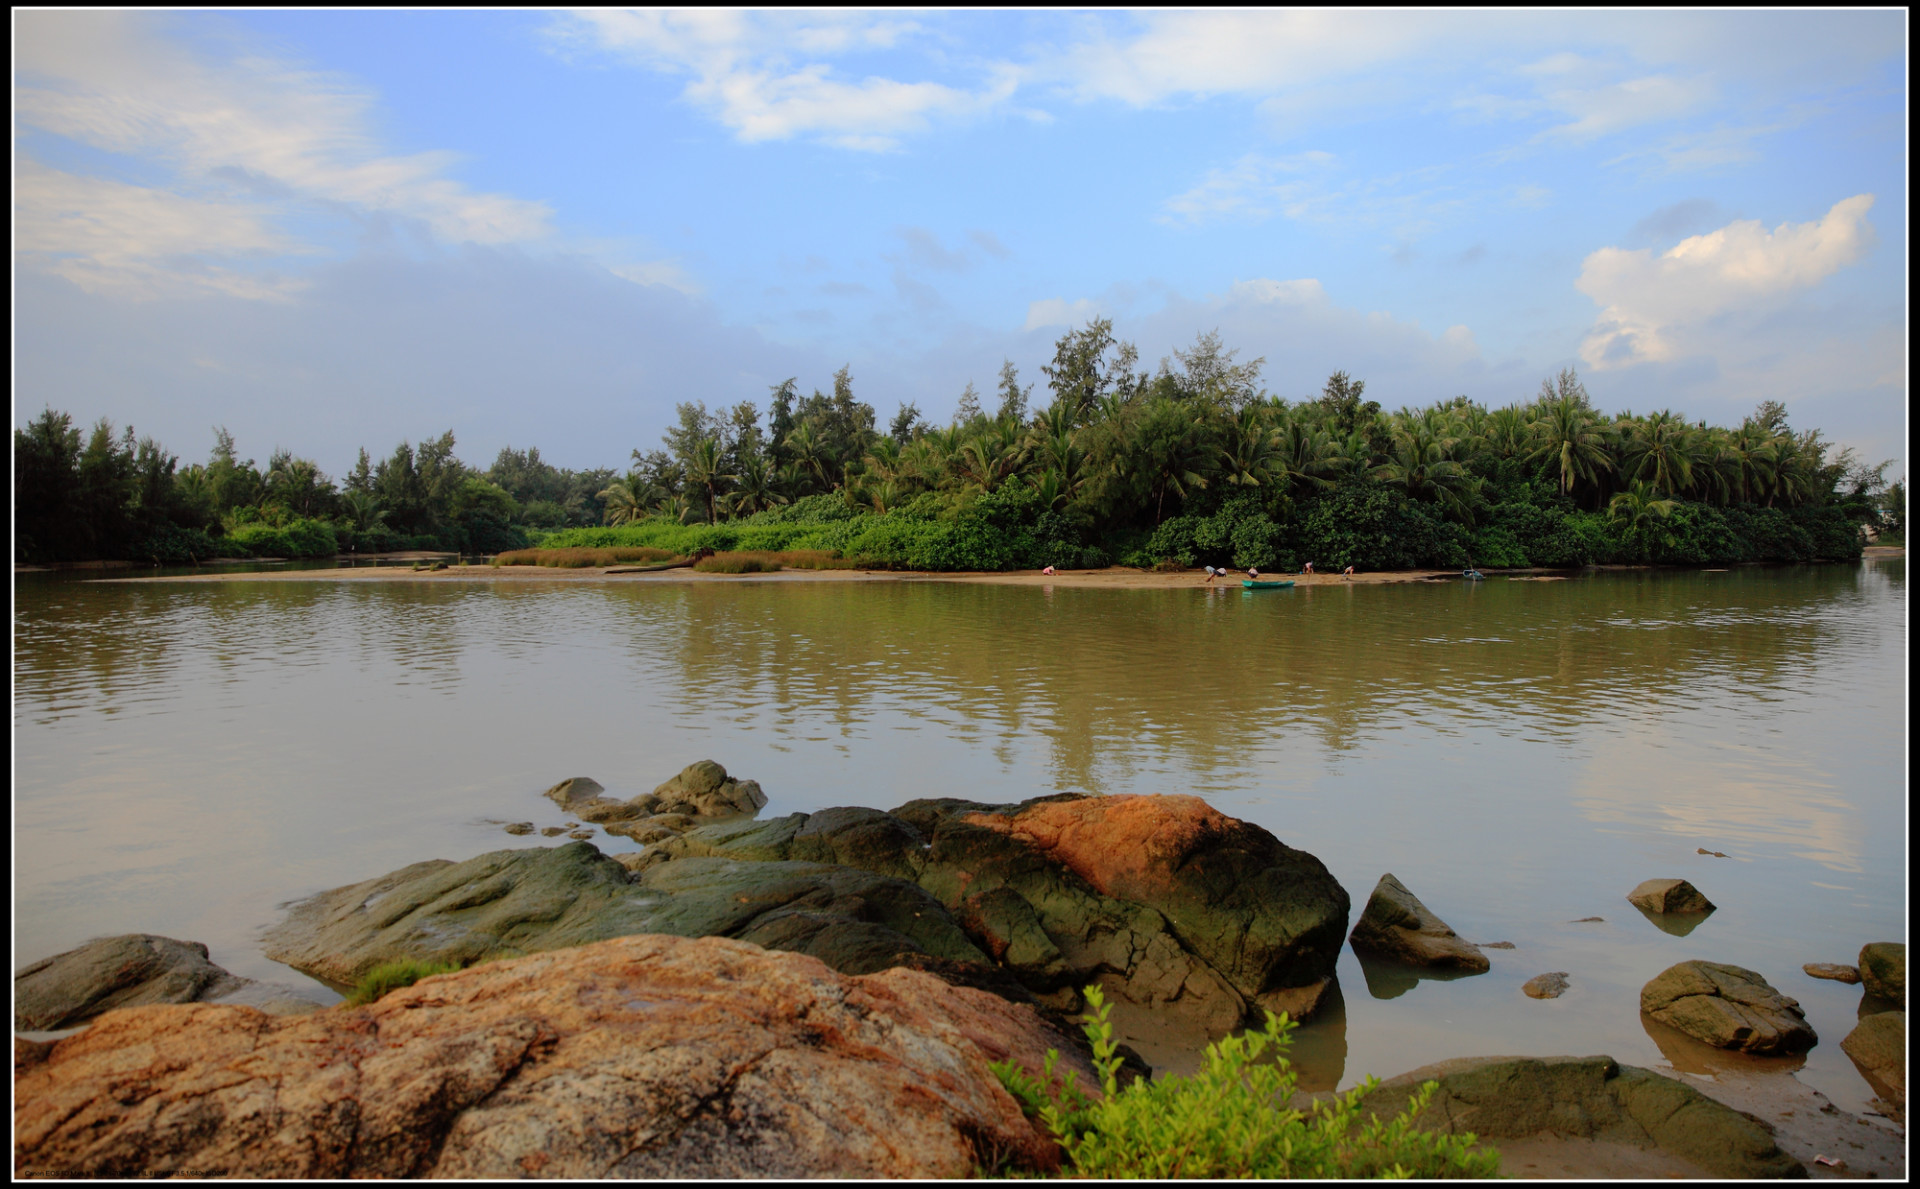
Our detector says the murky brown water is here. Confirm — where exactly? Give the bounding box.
[12,561,1906,1110]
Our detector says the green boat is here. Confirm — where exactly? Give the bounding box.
[1242,579,1296,590]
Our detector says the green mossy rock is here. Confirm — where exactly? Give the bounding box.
[1347,1055,1803,1178]
[262,842,982,986]
[14,935,249,1032]
[1839,1010,1904,1114]
[1857,942,1905,1004]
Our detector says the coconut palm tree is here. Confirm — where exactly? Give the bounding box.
[1619,410,1696,497]
[598,474,660,525]
[1609,481,1679,561]
[1527,396,1615,503]
[725,454,787,517]
[685,437,737,525]
[1218,406,1281,488]
[784,422,832,492]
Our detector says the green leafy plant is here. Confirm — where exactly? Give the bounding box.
[344,959,461,1006]
[990,985,1500,1179]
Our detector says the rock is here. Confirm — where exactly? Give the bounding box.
[13,935,1085,1179]
[653,794,1351,1041]
[650,760,768,818]
[567,829,594,840]
[261,842,986,986]
[1640,961,1817,1055]
[1348,874,1489,972]
[1571,917,1605,923]
[1482,941,1516,949]
[1696,848,1729,858]
[1839,1012,1904,1119]
[1802,963,1860,984]
[541,776,605,810]
[502,822,534,836]
[1626,878,1715,915]
[1857,942,1904,1003]
[539,826,567,837]
[1336,1055,1802,1178]
[603,813,702,845]
[14,935,320,1032]
[1523,972,1570,999]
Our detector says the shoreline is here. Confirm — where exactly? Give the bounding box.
[90,550,1900,587]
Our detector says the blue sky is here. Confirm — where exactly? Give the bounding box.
[13,10,1908,478]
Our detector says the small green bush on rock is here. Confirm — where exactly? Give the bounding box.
[991,986,1500,1179]
[344,959,460,1006]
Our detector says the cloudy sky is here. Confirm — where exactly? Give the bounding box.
[13,10,1907,478]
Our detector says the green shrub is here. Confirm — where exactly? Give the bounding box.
[990,985,1500,1179]
[344,959,460,1006]
[223,517,338,558]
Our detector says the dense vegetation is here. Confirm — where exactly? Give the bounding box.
[14,320,1900,569]
[987,986,1499,1178]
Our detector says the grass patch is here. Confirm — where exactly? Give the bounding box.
[344,959,461,1006]
[693,553,780,573]
[690,549,858,574]
[990,985,1500,1179]
[494,546,680,568]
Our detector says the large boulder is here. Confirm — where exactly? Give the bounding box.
[13,935,1083,1179]
[261,841,986,987]
[14,935,322,1032]
[1348,874,1489,972]
[1626,878,1715,915]
[1640,961,1816,1055]
[1338,1055,1802,1178]
[1839,1011,1904,1118]
[1857,942,1905,1004]
[649,794,1351,1038]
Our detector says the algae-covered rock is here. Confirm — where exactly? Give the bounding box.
[650,793,1350,1037]
[1340,1054,1802,1178]
[14,935,322,1032]
[261,842,983,986]
[1640,961,1816,1055]
[1839,1011,1904,1117]
[1523,972,1570,999]
[1348,874,1489,972]
[1857,942,1905,1004]
[651,760,768,817]
[1626,878,1715,915]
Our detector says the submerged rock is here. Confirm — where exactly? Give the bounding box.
[1348,874,1489,972]
[13,935,1082,1179]
[1801,963,1860,984]
[261,842,985,986]
[1523,972,1570,999]
[1337,1055,1802,1178]
[14,935,321,1032]
[1839,1011,1904,1119]
[1857,942,1905,1004]
[1626,878,1715,915]
[502,822,534,836]
[1640,961,1816,1055]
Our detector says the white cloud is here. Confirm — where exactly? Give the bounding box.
[551,10,1017,150]
[14,11,551,297]
[1023,297,1105,331]
[1160,152,1336,225]
[1577,195,1877,368]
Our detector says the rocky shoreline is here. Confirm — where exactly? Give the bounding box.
[14,763,1906,1178]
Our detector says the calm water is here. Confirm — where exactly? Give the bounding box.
[11,562,1907,1110]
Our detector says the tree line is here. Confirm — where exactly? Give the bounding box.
[13,318,1904,568]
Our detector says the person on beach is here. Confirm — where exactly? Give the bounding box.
[1342,564,1355,580]
[1203,565,1219,583]
[1303,561,1314,574]
[1246,566,1260,580]
[1042,565,1055,576]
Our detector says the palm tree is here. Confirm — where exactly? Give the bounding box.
[598,474,660,525]
[1527,396,1615,503]
[725,454,787,517]
[1132,397,1214,523]
[685,437,736,525]
[1619,410,1696,497]
[1609,481,1679,561]
[1270,417,1340,494]
[784,423,832,492]
[1373,425,1477,520]
[1025,468,1071,512]
[1219,406,1281,488]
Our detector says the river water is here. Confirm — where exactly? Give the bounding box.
[11,561,1906,1111]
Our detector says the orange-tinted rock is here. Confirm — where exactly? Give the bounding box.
[14,935,1085,1179]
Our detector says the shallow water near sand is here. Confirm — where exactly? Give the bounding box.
[12,560,1906,1113]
